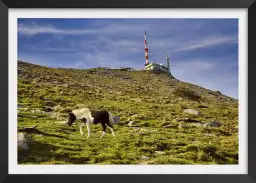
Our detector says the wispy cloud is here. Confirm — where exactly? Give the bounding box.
[18,24,95,35]
[18,22,145,36]
[18,20,238,55]
[172,35,237,52]
[43,47,75,52]
[19,44,75,52]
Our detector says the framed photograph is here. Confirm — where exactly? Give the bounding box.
[0,0,254,182]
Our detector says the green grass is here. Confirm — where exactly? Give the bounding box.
[17,61,238,165]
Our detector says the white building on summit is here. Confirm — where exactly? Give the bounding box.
[143,31,172,75]
[145,52,171,74]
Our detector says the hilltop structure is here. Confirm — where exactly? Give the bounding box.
[145,52,170,73]
[143,31,172,75]
[118,67,134,71]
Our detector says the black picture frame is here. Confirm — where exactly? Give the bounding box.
[0,0,254,183]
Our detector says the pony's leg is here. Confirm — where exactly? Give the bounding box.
[110,128,115,137]
[79,123,85,136]
[80,118,90,138]
[106,121,115,137]
[85,121,91,138]
[100,123,107,138]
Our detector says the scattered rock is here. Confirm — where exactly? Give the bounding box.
[62,83,69,87]
[18,108,28,113]
[18,133,32,150]
[150,129,158,132]
[31,109,46,114]
[18,104,26,109]
[204,121,222,127]
[141,155,150,160]
[115,91,122,95]
[43,98,51,101]
[132,127,140,131]
[140,128,149,132]
[134,128,158,133]
[190,123,202,127]
[205,133,216,137]
[132,98,142,103]
[163,124,177,128]
[175,117,190,121]
[130,114,139,120]
[155,151,166,155]
[183,109,200,115]
[54,121,67,124]
[128,121,135,127]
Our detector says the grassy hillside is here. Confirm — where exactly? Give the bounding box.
[17,61,239,165]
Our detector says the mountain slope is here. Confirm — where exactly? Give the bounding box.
[17,61,239,165]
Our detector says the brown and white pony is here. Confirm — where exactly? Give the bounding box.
[66,108,120,138]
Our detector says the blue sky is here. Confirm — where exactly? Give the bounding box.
[18,18,238,99]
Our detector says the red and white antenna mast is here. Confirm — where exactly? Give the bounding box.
[144,31,149,66]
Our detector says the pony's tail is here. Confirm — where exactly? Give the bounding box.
[108,112,115,127]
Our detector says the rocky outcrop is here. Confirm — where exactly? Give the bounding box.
[18,132,32,150]
[183,109,200,115]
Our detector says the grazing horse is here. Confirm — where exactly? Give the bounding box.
[66,108,120,138]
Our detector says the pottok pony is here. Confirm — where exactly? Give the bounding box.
[66,108,120,138]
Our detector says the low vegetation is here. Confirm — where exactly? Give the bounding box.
[17,61,238,165]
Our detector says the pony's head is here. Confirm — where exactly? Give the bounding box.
[113,116,120,124]
[67,112,76,126]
